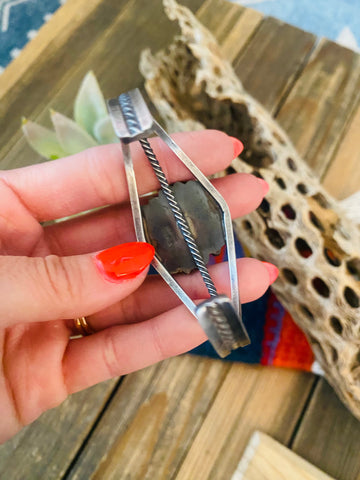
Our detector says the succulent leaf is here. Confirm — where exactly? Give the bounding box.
[22,118,67,160]
[51,110,98,155]
[74,71,108,138]
[93,116,119,144]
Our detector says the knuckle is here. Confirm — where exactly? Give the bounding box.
[39,255,81,308]
[120,294,143,324]
[149,319,167,362]
[87,148,121,205]
[102,328,123,378]
[113,207,136,244]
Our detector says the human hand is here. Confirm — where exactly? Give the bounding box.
[0,130,277,443]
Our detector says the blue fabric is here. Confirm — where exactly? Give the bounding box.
[0,0,62,72]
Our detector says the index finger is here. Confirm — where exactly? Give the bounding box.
[1,130,239,222]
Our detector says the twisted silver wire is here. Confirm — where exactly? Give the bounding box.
[139,138,217,297]
[118,93,218,298]
[119,93,142,136]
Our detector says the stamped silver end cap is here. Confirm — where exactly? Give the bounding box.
[195,295,250,358]
[107,89,154,142]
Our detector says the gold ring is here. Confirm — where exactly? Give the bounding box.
[73,316,94,336]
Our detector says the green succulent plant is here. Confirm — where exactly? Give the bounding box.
[22,71,118,160]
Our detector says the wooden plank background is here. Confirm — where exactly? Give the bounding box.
[0,0,359,479]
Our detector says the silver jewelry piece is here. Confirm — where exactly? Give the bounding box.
[107,89,250,357]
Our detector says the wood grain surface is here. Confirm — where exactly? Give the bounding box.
[277,39,360,177]
[69,356,232,479]
[0,380,117,479]
[323,101,360,199]
[0,0,359,479]
[292,380,360,480]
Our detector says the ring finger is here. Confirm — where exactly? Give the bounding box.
[68,257,274,334]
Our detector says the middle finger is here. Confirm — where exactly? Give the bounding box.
[44,173,267,256]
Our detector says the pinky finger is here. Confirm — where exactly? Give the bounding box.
[63,305,207,394]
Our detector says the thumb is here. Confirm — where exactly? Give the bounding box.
[0,242,154,328]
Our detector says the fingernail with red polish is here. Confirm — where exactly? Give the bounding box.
[94,242,155,283]
[230,137,244,158]
[262,261,279,284]
[257,178,270,195]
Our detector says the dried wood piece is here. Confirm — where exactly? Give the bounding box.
[139,0,360,418]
